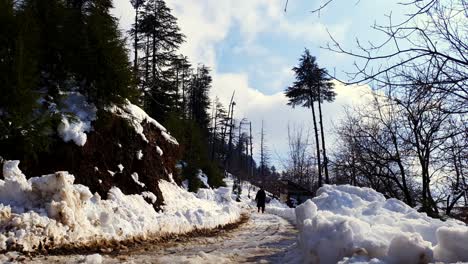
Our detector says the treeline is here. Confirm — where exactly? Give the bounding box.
[0,0,267,192]
[128,0,271,190]
[0,0,136,161]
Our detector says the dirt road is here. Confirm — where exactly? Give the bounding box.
[14,212,299,264]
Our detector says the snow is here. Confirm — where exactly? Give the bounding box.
[107,170,115,177]
[141,192,157,204]
[117,164,124,172]
[156,146,163,156]
[293,184,468,263]
[57,92,97,146]
[197,170,210,188]
[107,99,178,145]
[131,172,145,188]
[136,150,143,160]
[80,254,102,264]
[0,160,242,252]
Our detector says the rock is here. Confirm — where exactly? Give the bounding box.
[18,110,180,210]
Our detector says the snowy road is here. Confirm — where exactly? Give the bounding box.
[21,211,300,264]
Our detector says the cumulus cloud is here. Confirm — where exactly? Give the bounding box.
[111,0,370,167]
[212,73,372,167]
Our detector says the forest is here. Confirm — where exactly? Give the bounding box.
[0,0,466,220]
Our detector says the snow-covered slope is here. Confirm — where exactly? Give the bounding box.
[0,161,241,252]
[291,184,468,263]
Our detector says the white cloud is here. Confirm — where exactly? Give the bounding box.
[111,0,367,167]
[212,73,372,168]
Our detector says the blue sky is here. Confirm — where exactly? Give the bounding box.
[112,0,410,169]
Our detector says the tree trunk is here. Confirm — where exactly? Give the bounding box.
[144,35,149,85]
[211,106,218,161]
[310,97,322,187]
[225,102,235,171]
[249,122,253,182]
[133,5,138,81]
[152,31,156,79]
[317,89,329,184]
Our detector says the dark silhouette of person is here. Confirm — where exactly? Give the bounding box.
[255,188,266,213]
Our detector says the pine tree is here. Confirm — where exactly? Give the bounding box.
[285,49,335,186]
[0,0,56,161]
[188,65,212,130]
[139,0,184,118]
[129,0,146,80]
[315,67,336,183]
[82,0,137,106]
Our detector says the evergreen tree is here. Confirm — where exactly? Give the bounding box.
[0,0,139,162]
[138,0,184,118]
[0,0,56,161]
[188,65,212,130]
[129,0,146,79]
[82,0,137,106]
[285,49,335,186]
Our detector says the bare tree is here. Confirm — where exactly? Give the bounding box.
[283,124,317,190]
[321,0,467,104]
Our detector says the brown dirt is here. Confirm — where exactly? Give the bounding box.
[22,213,250,257]
[17,110,180,210]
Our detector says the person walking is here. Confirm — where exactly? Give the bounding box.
[255,188,266,213]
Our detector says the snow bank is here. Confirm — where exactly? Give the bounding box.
[160,181,240,232]
[268,199,296,224]
[57,92,97,146]
[107,99,178,145]
[0,161,241,252]
[295,184,468,264]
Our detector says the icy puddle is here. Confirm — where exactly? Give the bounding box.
[11,212,299,264]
